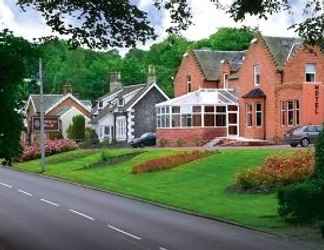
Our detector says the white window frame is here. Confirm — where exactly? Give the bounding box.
[255,103,263,128]
[246,104,253,128]
[223,73,229,89]
[253,64,261,87]
[281,100,300,127]
[116,116,127,140]
[305,64,316,83]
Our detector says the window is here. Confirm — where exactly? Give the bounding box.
[99,101,103,108]
[281,100,299,126]
[116,117,126,140]
[118,98,124,107]
[104,126,110,136]
[181,114,192,127]
[216,106,226,127]
[187,75,192,93]
[246,104,253,127]
[305,64,316,83]
[171,106,180,128]
[192,106,202,127]
[253,64,261,86]
[204,106,215,127]
[223,74,229,89]
[255,103,263,127]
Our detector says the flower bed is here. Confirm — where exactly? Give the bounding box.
[235,150,314,192]
[132,150,211,174]
[20,139,78,162]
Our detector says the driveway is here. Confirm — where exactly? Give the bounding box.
[0,167,320,250]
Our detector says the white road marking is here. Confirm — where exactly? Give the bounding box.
[40,198,60,207]
[0,182,12,188]
[160,247,168,250]
[69,209,95,221]
[108,224,142,240]
[18,189,32,197]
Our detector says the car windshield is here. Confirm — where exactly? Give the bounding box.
[140,133,152,138]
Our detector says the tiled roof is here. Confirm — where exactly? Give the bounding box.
[30,94,91,113]
[192,49,246,81]
[242,88,266,98]
[262,36,302,70]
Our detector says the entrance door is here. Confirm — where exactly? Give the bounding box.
[227,105,239,137]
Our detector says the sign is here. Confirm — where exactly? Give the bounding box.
[32,116,59,131]
[315,85,320,114]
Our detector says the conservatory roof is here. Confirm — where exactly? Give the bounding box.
[156,89,238,107]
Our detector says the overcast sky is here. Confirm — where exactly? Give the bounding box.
[0,0,304,51]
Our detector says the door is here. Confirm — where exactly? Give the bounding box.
[227,105,239,136]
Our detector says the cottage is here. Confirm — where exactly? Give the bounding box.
[24,85,91,144]
[156,33,324,146]
[91,68,169,143]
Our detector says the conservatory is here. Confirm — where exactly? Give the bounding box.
[156,89,240,139]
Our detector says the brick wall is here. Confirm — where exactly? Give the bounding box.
[157,127,227,147]
[174,52,218,97]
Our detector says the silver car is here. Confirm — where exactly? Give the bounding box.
[284,125,322,147]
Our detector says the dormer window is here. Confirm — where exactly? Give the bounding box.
[305,64,316,83]
[224,74,229,89]
[187,75,192,93]
[253,64,261,86]
[118,98,124,107]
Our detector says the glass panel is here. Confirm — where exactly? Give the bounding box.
[193,114,202,127]
[305,64,316,73]
[288,110,294,125]
[228,113,237,124]
[256,113,262,126]
[204,106,214,113]
[228,105,238,111]
[181,114,192,127]
[204,114,215,127]
[216,106,226,113]
[172,106,180,113]
[256,103,262,111]
[193,106,201,112]
[216,114,226,127]
[172,114,180,127]
[229,126,238,135]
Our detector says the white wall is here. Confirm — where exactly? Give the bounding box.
[60,108,90,138]
[93,112,114,142]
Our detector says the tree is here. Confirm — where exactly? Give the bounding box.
[17,1,324,49]
[193,27,255,51]
[314,127,324,179]
[67,115,86,142]
[0,30,36,165]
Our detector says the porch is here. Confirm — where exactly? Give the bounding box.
[155,89,239,146]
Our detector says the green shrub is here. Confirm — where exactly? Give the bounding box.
[79,128,99,149]
[278,179,324,223]
[235,150,314,192]
[176,138,186,147]
[315,127,324,179]
[67,115,85,142]
[159,138,169,147]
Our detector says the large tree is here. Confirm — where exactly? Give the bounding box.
[17,1,324,49]
[0,30,36,164]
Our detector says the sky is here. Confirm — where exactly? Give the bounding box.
[0,0,304,52]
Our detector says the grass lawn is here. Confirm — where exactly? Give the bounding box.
[15,147,305,234]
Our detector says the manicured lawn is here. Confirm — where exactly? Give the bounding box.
[15,148,296,232]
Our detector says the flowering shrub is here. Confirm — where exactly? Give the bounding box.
[132,150,211,174]
[20,139,78,162]
[235,150,314,192]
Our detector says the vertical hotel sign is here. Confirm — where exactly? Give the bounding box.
[315,85,320,114]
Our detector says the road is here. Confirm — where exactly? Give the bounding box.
[0,167,319,250]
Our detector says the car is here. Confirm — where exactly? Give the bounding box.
[284,125,322,147]
[129,132,156,148]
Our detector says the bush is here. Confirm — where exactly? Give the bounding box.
[235,150,314,192]
[79,128,99,149]
[176,138,186,147]
[132,150,211,174]
[67,115,85,142]
[19,139,78,162]
[159,138,169,147]
[278,179,324,223]
[48,131,63,140]
[315,127,324,179]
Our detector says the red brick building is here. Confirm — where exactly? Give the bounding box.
[156,34,324,146]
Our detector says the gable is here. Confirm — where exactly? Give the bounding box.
[46,96,91,118]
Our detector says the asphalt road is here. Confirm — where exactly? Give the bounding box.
[0,167,319,250]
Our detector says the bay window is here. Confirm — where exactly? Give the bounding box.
[246,104,253,127]
[255,103,263,127]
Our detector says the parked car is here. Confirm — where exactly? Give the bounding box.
[130,132,156,148]
[284,125,322,147]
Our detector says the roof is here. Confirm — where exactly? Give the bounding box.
[156,89,238,107]
[192,49,246,81]
[28,94,92,114]
[242,88,266,98]
[261,36,302,70]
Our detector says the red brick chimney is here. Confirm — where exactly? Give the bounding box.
[63,82,73,95]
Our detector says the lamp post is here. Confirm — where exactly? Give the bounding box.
[24,58,46,172]
[38,58,46,172]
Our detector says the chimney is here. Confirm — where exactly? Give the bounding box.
[110,72,122,93]
[147,65,156,85]
[63,82,73,95]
